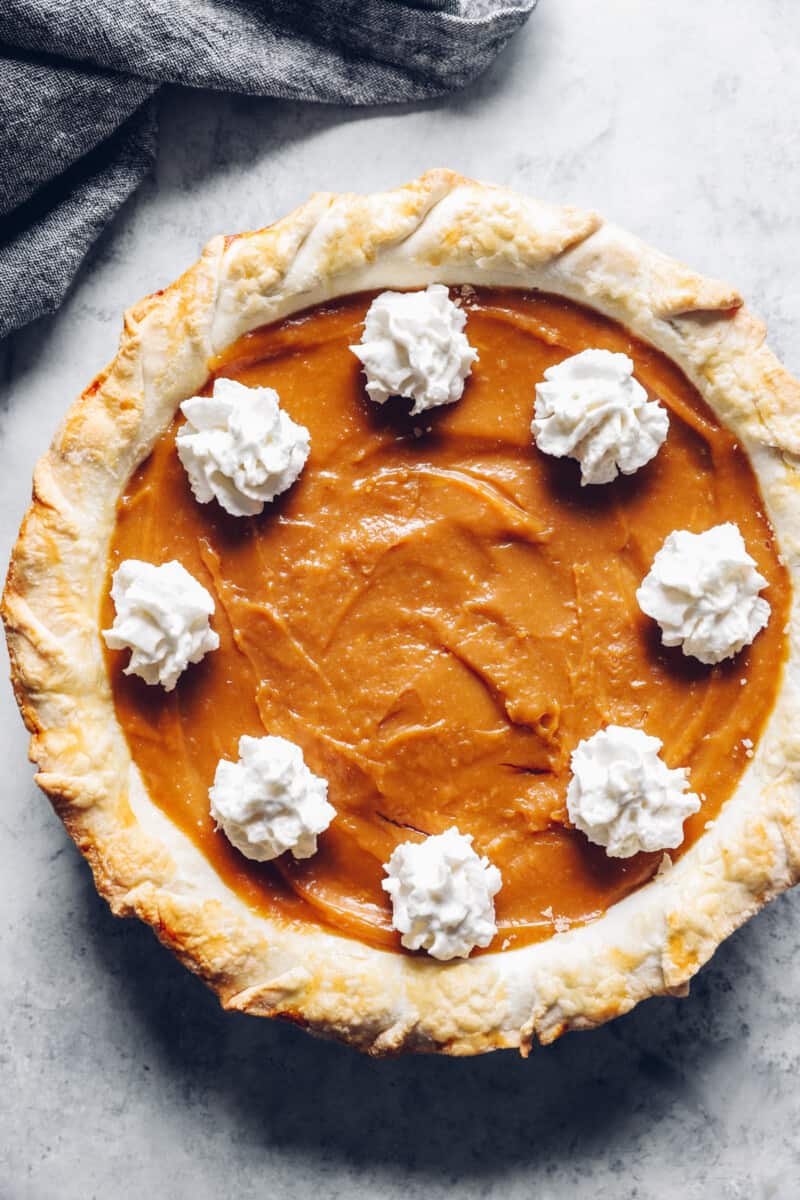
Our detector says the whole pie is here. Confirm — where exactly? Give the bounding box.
[6,170,800,1055]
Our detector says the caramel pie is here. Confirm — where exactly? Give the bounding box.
[6,171,800,1055]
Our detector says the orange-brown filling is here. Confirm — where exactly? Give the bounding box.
[105,288,789,952]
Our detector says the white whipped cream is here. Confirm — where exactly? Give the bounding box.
[382,827,502,960]
[636,522,771,664]
[209,734,334,862]
[567,725,700,859]
[102,559,219,691]
[531,348,668,485]
[350,284,477,415]
[176,378,310,517]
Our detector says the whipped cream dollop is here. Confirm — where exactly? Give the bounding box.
[382,827,502,960]
[176,378,310,517]
[531,348,669,485]
[209,734,334,862]
[567,725,700,858]
[102,559,219,691]
[350,284,478,415]
[636,522,771,664]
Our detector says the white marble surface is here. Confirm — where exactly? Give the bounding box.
[3,1,800,1196]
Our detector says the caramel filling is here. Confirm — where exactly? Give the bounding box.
[105,289,789,952]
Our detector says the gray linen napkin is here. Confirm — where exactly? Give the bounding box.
[0,0,536,338]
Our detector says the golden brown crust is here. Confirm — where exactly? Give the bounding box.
[5,169,800,1055]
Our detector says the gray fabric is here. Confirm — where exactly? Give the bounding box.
[0,0,536,338]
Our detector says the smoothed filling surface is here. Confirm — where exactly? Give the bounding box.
[105,288,790,952]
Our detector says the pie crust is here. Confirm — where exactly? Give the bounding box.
[5,169,800,1056]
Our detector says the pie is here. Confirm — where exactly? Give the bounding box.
[6,170,800,1056]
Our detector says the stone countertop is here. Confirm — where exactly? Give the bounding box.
[2,1,800,1196]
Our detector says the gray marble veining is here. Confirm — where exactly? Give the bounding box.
[2,2,800,1196]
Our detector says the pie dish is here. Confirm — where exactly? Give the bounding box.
[5,169,800,1055]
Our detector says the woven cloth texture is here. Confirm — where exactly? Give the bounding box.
[0,0,535,337]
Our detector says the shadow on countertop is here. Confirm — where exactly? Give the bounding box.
[76,833,793,1183]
